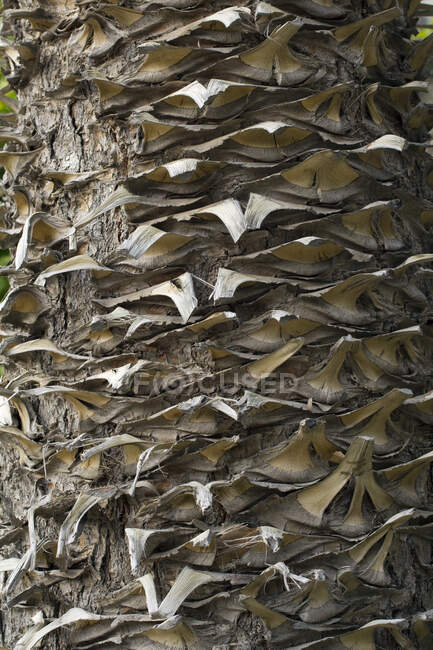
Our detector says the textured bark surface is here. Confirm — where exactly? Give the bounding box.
[0,0,433,648]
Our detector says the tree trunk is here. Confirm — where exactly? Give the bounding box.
[1,0,433,648]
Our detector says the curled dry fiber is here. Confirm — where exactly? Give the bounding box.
[1,0,433,648]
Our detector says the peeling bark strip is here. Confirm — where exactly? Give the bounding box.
[0,0,433,647]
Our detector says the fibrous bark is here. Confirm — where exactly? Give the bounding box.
[0,0,433,648]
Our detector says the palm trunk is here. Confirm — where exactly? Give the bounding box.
[1,0,433,648]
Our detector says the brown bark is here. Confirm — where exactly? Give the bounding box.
[0,0,433,648]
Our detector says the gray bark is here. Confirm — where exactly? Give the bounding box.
[0,0,433,648]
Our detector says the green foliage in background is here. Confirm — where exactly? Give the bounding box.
[412,18,433,40]
[413,26,433,39]
[0,45,14,304]
[0,249,10,301]
[0,76,11,301]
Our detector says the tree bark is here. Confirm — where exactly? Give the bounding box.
[1,0,433,648]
